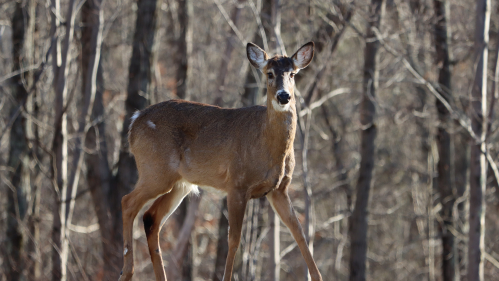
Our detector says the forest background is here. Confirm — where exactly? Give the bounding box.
[0,0,498,280]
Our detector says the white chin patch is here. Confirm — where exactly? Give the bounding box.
[272,99,290,112]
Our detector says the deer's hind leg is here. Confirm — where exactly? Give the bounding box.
[119,172,182,281]
[143,181,197,281]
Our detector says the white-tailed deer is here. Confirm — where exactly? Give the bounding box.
[118,42,322,281]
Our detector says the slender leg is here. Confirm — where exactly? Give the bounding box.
[267,189,323,281]
[119,181,163,281]
[119,176,181,281]
[222,191,248,281]
[143,184,193,281]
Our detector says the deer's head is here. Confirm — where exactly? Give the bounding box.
[247,42,314,112]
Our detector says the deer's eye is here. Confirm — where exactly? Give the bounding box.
[267,73,274,79]
[290,73,295,78]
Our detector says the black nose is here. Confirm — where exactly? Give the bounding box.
[277,92,290,104]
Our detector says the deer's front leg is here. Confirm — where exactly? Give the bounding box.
[267,187,323,281]
[222,191,248,281]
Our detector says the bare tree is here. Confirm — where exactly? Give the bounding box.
[175,0,191,100]
[115,0,160,196]
[50,0,77,279]
[468,0,490,280]
[349,1,385,280]
[78,0,118,280]
[114,0,161,277]
[432,1,457,280]
[5,1,31,280]
[212,1,260,280]
[268,2,282,279]
[168,1,197,278]
[213,0,244,106]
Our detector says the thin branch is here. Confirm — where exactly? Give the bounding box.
[67,223,99,233]
[0,64,40,85]
[248,0,268,51]
[0,37,55,141]
[484,252,499,269]
[485,147,499,189]
[299,88,350,117]
[370,26,499,198]
[371,27,477,142]
[212,0,246,46]
[487,40,499,134]
[318,213,350,230]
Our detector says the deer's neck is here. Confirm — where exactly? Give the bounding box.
[264,99,297,160]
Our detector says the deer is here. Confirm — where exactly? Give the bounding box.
[118,42,323,281]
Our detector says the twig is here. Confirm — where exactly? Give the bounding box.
[485,147,499,189]
[372,24,499,220]
[487,40,499,135]
[247,0,268,51]
[212,0,246,46]
[371,27,478,142]
[0,64,40,85]
[299,88,350,117]
[67,223,99,233]
[0,37,55,141]
[484,252,499,269]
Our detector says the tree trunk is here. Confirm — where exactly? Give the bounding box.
[67,0,105,234]
[26,0,40,277]
[468,0,490,280]
[113,0,161,268]
[79,0,121,279]
[213,0,243,106]
[172,1,197,277]
[212,1,270,279]
[175,0,191,99]
[115,0,160,195]
[432,1,456,280]
[348,1,384,281]
[51,0,76,279]
[268,2,281,279]
[241,0,272,107]
[5,2,31,280]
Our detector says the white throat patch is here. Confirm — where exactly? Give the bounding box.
[272,99,291,112]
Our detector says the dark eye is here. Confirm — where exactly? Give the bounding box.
[290,73,295,78]
[267,73,274,79]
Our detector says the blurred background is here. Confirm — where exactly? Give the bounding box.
[0,0,498,280]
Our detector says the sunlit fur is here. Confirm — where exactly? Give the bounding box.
[119,42,320,281]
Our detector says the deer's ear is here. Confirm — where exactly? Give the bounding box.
[292,42,314,69]
[247,43,269,70]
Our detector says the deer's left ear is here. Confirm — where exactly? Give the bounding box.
[292,42,314,69]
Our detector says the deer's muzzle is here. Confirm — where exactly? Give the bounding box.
[277,92,290,105]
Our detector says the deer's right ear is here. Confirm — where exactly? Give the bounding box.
[247,43,269,71]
